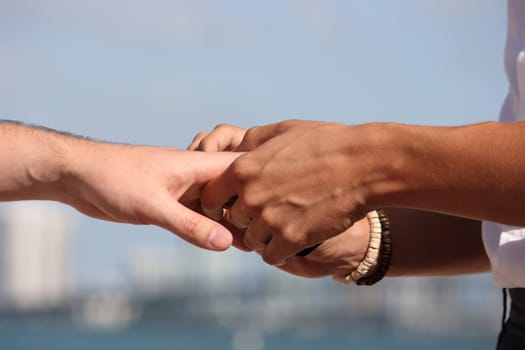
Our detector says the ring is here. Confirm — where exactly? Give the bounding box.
[223,195,252,229]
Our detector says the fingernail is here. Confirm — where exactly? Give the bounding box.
[274,258,289,267]
[208,227,232,250]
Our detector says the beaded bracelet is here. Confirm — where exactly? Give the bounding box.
[332,210,383,285]
[356,209,391,286]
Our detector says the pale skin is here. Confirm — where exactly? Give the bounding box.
[188,121,499,279]
[0,121,239,251]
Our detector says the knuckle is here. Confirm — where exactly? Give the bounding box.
[243,126,259,139]
[198,137,216,151]
[241,189,262,210]
[229,158,257,181]
[237,126,262,151]
[233,196,251,213]
[258,208,292,234]
[181,213,205,238]
[278,119,301,132]
[280,226,299,246]
[242,126,260,146]
[258,208,276,228]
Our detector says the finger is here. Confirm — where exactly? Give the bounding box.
[235,120,303,151]
[187,131,209,151]
[276,256,326,278]
[219,217,252,252]
[158,200,233,251]
[235,124,278,151]
[227,197,252,229]
[243,218,273,251]
[200,165,240,221]
[232,228,252,252]
[261,235,300,266]
[194,205,249,252]
[222,207,251,251]
[199,125,246,152]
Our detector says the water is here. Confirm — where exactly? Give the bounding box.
[0,320,496,350]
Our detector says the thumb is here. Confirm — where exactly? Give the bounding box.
[159,201,233,251]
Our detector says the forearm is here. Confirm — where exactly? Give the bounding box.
[384,208,489,277]
[362,121,525,226]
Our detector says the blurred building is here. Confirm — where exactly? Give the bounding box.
[124,245,248,297]
[123,241,502,336]
[0,202,74,311]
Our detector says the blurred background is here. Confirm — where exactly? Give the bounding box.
[0,0,507,349]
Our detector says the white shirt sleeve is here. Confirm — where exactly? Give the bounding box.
[481,1,525,288]
[482,222,525,287]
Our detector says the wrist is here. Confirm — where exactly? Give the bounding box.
[24,127,103,203]
[356,209,392,285]
[333,209,392,285]
[24,128,76,201]
[349,122,448,210]
[340,122,411,210]
[55,136,119,204]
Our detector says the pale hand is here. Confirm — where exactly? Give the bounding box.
[58,142,240,251]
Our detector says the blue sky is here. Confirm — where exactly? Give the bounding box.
[0,0,507,287]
